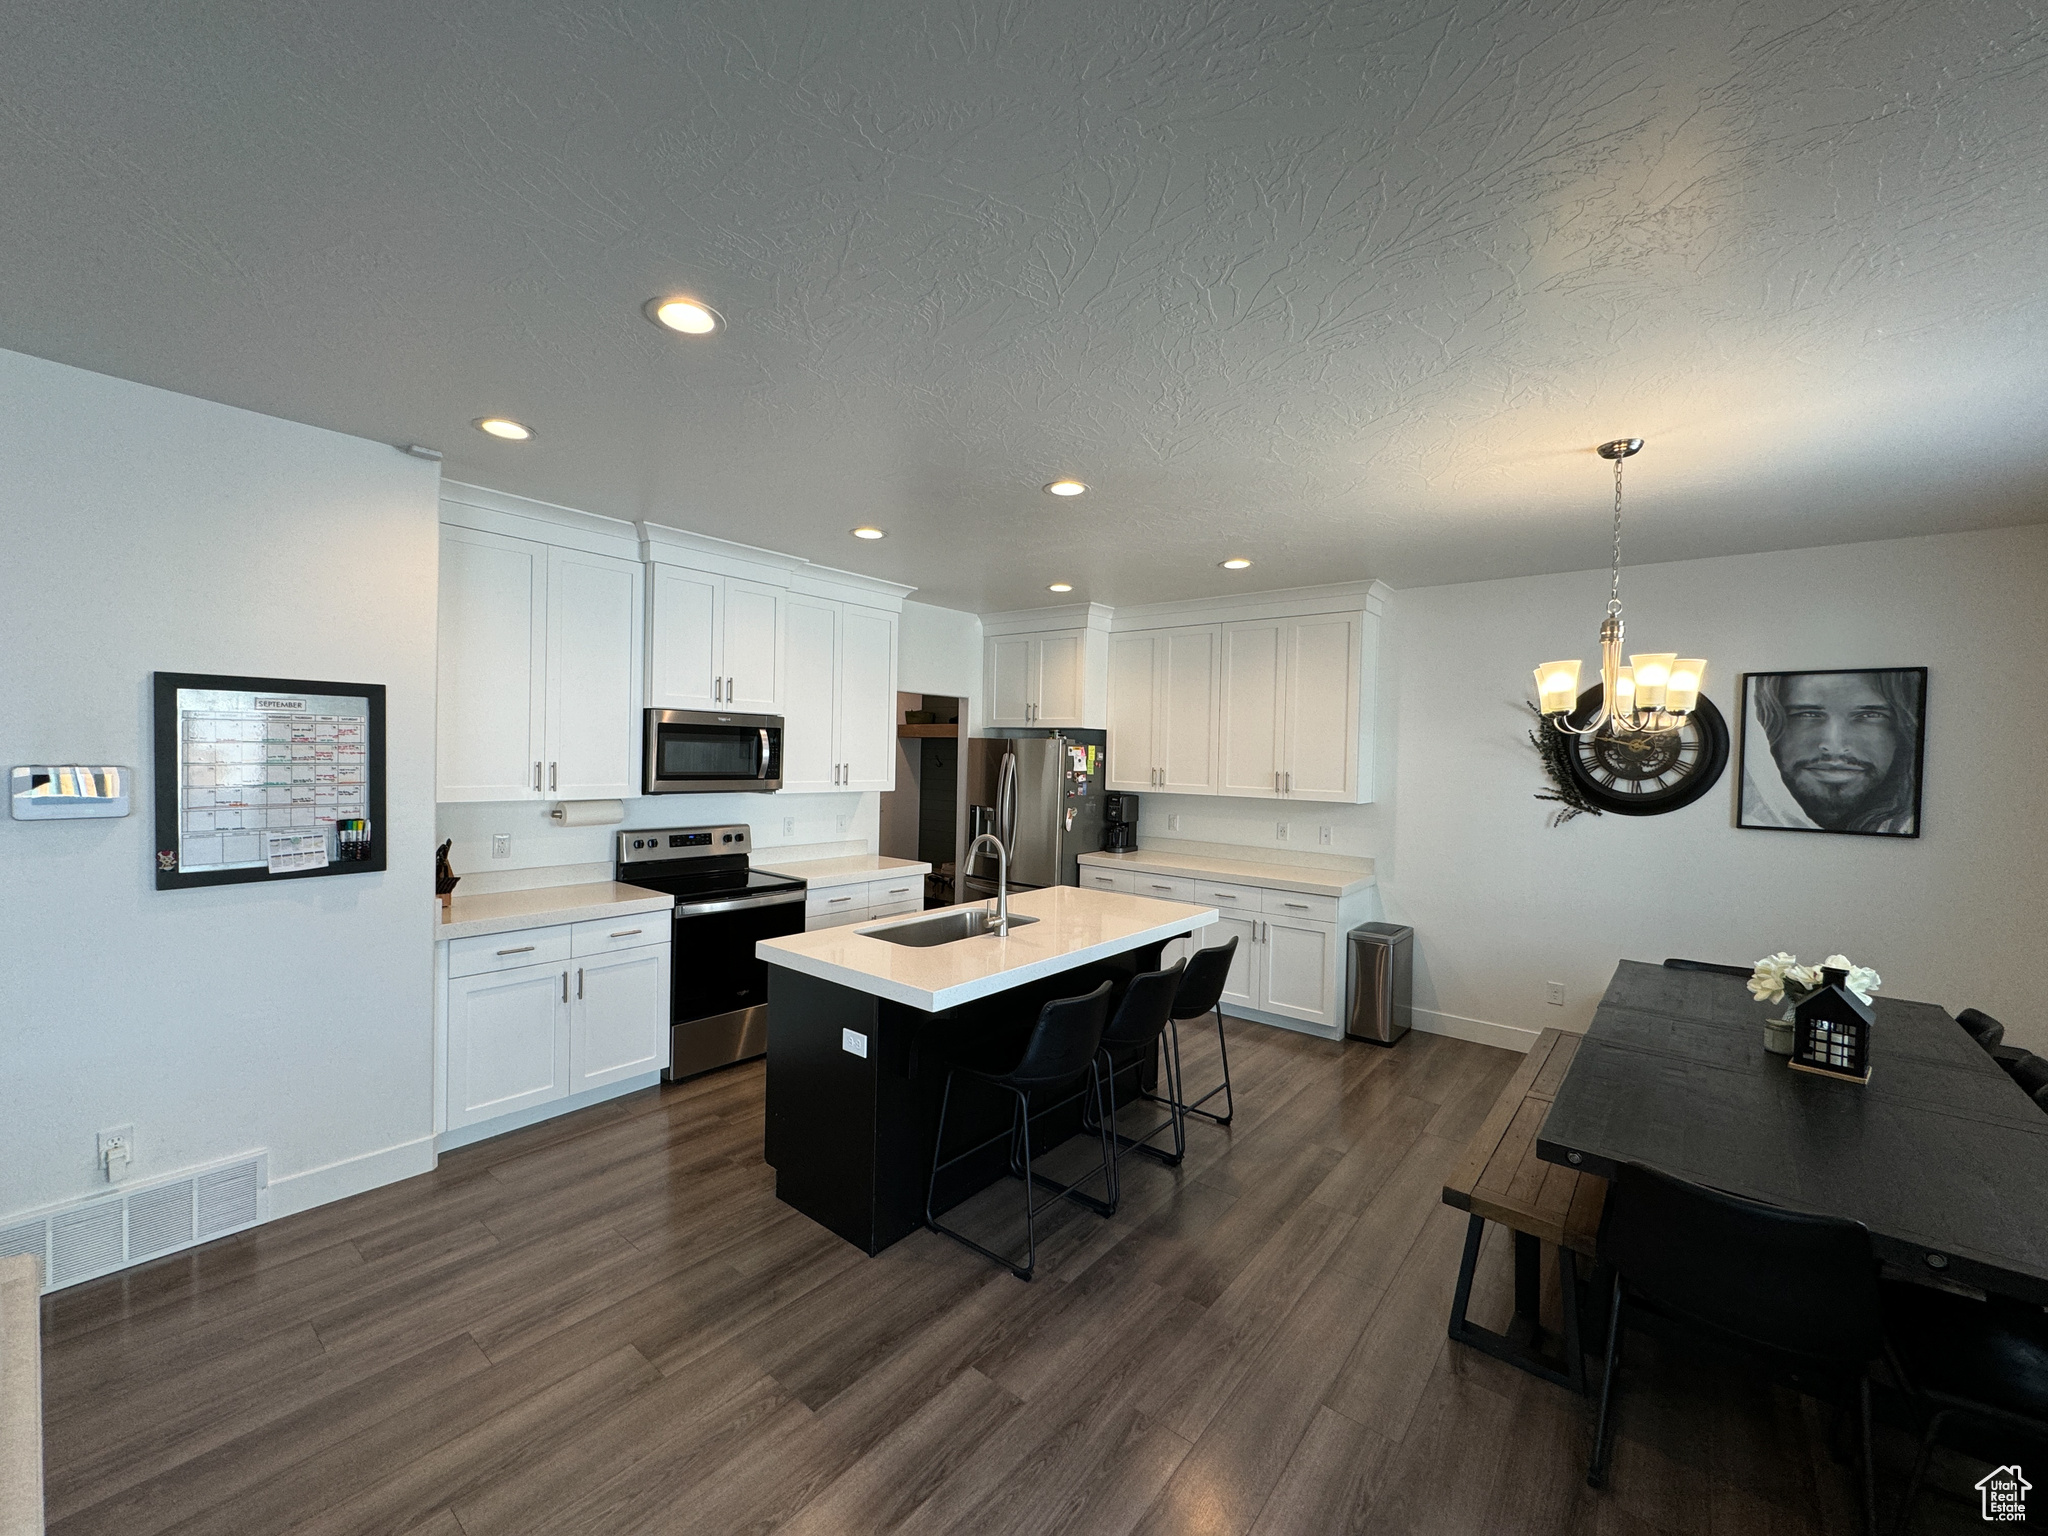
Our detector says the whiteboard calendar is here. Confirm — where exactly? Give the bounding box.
[153,672,386,889]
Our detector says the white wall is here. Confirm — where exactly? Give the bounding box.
[0,348,442,1220]
[1138,525,2048,1050]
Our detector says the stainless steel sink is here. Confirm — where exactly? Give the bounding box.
[857,908,1040,947]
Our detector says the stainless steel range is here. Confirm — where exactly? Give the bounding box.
[616,824,806,1081]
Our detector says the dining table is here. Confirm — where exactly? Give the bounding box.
[1537,960,2048,1305]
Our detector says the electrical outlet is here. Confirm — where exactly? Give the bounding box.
[1275,821,1290,842]
[1545,981,1565,1006]
[1166,813,1181,833]
[98,1124,135,1181]
[782,816,796,837]
[1318,825,1333,847]
[490,833,511,859]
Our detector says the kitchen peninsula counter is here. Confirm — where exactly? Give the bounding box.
[756,887,1217,1254]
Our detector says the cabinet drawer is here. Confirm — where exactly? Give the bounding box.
[571,913,669,957]
[1079,866,1135,894]
[1192,879,1262,912]
[1260,889,1338,923]
[868,898,920,920]
[807,906,870,931]
[1132,873,1196,903]
[866,875,923,908]
[806,885,869,917]
[449,925,572,979]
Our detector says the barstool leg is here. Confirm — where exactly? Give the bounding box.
[924,1071,956,1232]
[1014,1087,1037,1281]
[1092,1058,1119,1214]
[1179,1009,1234,1126]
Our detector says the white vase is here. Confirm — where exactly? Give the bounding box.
[1764,1015,1796,1055]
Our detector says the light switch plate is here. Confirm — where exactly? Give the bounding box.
[841,1028,869,1058]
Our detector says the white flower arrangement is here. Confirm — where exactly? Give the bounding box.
[1749,951,1881,1006]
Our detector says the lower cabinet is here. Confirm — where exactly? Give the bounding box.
[803,876,922,931]
[444,924,671,1133]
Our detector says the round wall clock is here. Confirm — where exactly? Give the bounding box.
[1560,688,1729,816]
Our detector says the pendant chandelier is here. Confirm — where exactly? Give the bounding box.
[1533,438,1705,738]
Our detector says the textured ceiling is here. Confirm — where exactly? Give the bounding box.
[3,0,2045,612]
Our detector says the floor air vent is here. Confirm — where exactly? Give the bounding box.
[1,1152,268,1293]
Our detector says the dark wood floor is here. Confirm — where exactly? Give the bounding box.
[41,1023,1995,1535]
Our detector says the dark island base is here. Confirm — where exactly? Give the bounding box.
[763,943,1168,1256]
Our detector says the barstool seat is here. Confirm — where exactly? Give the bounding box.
[924,980,1115,1281]
[1087,960,1187,1206]
[1162,938,1238,1128]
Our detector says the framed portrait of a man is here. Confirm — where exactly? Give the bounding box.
[1737,667,1927,837]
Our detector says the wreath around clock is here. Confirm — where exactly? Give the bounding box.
[1554,685,1730,817]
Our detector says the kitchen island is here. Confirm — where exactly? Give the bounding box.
[757,885,1217,1254]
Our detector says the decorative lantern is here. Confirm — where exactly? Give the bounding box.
[1790,966,1874,1084]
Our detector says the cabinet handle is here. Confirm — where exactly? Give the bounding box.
[562,971,569,1002]
[549,761,558,792]
[576,967,584,1000]
[608,928,643,938]
[534,762,543,792]
[1283,901,1309,910]
[828,895,854,904]
[1286,771,1292,794]
[1274,770,1280,793]
[495,945,535,956]
[1150,883,1174,892]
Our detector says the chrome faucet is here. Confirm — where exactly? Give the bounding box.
[966,832,1010,936]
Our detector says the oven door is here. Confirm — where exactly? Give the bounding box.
[644,710,782,793]
[665,888,806,1079]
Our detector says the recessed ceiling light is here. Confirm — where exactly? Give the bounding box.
[1044,479,1087,497]
[1219,557,1252,570]
[1048,583,1073,593]
[851,526,886,540]
[645,296,723,335]
[474,417,534,441]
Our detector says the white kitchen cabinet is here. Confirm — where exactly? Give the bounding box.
[570,943,669,1092]
[446,961,570,1129]
[782,596,898,793]
[437,526,641,803]
[984,629,1102,728]
[1217,614,1369,803]
[442,921,671,1137]
[1108,627,1219,793]
[1192,912,1333,1028]
[647,565,785,713]
[437,526,548,801]
[1199,912,1261,1013]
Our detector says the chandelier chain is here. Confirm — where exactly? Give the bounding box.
[1607,455,1625,615]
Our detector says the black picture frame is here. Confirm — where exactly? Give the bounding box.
[1736,667,1927,839]
[153,670,388,889]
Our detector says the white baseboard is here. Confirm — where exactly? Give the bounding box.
[435,1072,661,1154]
[267,1135,437,1221]
[1222,1006,1342,1042]
[1411,1007,1541,1053]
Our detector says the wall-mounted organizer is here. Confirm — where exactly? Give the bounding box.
[10,765,132,819]
[153,671,387,889]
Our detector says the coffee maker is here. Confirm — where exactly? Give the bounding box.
[1102,791,1139,852]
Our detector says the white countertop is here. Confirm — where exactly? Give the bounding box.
[1077,847,1376,899]
[436,881,674,942]
[754,853,933,890]
[757,885,1216,1011]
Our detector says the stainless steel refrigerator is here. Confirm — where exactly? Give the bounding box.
[964,735,1104,895]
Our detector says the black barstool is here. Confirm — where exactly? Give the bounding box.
[1163,938,1237,1127]
[924,980,1115,1281]
[1084,960,1187,1206]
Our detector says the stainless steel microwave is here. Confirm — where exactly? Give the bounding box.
[644,709,782,793]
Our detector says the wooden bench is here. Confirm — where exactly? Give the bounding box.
[1441,1027,1607,1393]
[0,1254,42,1536]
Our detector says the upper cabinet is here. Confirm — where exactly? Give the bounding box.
[437,486,912,806]
[983,606,1110,728]
[782,597,898,792]
[646,565,784,713]
[1107,626,1219,794]
[1217,611,1376,802]
[437,523,640,803]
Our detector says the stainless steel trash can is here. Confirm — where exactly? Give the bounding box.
[1346,923,1414,1045]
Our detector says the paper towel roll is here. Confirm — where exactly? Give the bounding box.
[549,799,626,827]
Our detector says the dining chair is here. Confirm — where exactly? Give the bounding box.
[1587,1163,1887,1536]
[1165,938,1238,1127]
[1084,959,1187,1207]
[1661,958,1753,978]
[1884,1281,2048,1534]
[1958,1009,2007,1050]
